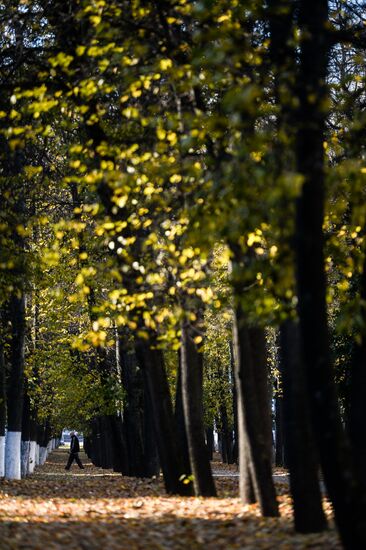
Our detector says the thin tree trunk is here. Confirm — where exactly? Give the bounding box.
[28,417,37,474]
[230,340,239,464]
[274,379,285,468]
[36,424,44,466]
[0,337,6,477]
[5,293,26,480]
[231,328,255,503]
[205,427,214,461]
[38,423,48,466]
[84,435,91,459]
[181,323,216,497]
[21,391,31,477]
[92,418,102,467]
[175,354,192,477]
[220,404,234,464]
[234,369,256,504]
[42,421,52,465]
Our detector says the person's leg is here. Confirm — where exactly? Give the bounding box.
[65,453,75,470]
[75,453,84,469]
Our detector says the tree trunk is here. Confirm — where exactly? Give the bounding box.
[233,304,278,516]
[274,379,285,468]
[137,340,188,495]
[28,417,37,474]
[21,391,31,477]
[205,427,214,461]
[248,328,273,461]
[181,323,216,497]
[234,374,256,505]
[280,320,326,532]
[268,0,325,531]
[120,344,147,476]
[43,421,52,464]
[231,329,256,504]
[0,338,6,477]
[109,414,129,474]
[142,371,160,477]
[84,435,91,459]
[91,418,102,467]
[38,423,48,466]
[230,341,239,464]
[349,253,366,492]
[174,354,192,477]
[5,293,26,480]
[103,415,115,469]
[220,404,234,464]
[294,1,366,546]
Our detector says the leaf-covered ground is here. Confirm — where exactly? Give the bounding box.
[0,448,341,549]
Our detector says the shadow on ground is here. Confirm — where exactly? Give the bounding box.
[0,514,338,550]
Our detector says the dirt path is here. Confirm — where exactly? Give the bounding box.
[0,448,340,549]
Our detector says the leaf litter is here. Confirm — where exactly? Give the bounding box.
[0,448,341,549]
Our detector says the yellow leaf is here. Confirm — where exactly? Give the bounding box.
[157,128,166,140]
[75,273,84,285]
[159,58,173,70]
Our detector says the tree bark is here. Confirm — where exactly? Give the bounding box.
[280,320,326,532]
[28,418,37,474]
[142,373,160,477]
[349,253,366,493]
[230,341,239,464]
[137,340,188,495]
[205,427,214,461]
[219,403,234,464]
[91,418,102,467]
[175,354,192,477]
[38,423,48,466]
[0,337,6,477]
[21,391,31,477]
[100,415,114,469]
[5,293,26,480]
[181,323,216,497]
[109,414,129,474]
[233,304,278,516]
[274,381,285,468]
[294,1,366,546]
[235,388,256,505]
[120,344,147,476]
[248,328,273,461]
[268,0,326,532]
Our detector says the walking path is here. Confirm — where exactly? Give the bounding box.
[0,448,339,549]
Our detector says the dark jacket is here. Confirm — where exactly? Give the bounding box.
[70,435,80,454]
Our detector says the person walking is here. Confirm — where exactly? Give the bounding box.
[65,431,84,470]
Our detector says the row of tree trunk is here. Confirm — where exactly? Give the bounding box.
[0,296,59,479]
[85,337,195,496]
[268,1,366,546]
